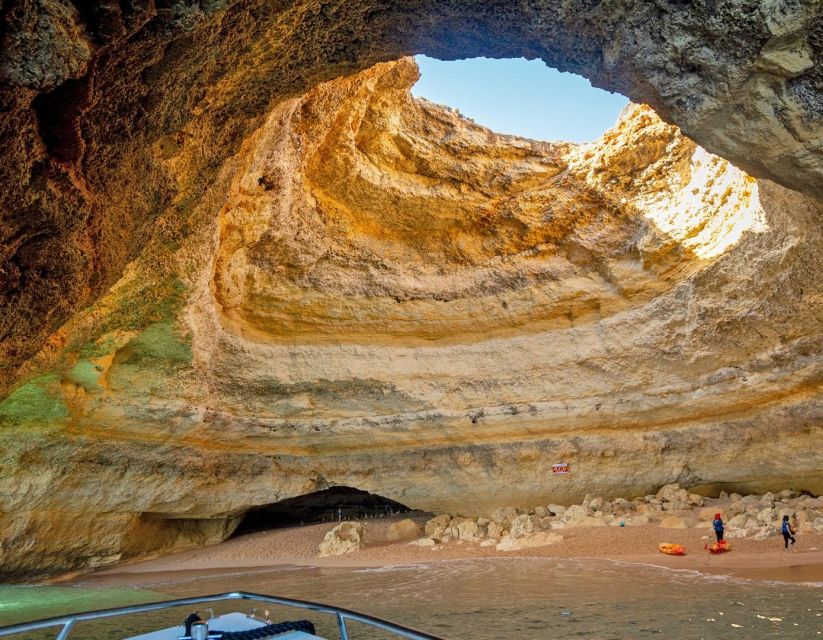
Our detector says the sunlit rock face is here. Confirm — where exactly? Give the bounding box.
[1,57,822,579]
[214,60,762,344]
[2,0,823,397]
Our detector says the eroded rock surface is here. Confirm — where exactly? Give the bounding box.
[319,521,364,557]
[2,0,823,394]
[0,57,822,579]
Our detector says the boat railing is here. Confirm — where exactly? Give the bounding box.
[0,591,446,640]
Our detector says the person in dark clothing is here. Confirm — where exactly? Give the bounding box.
[712,513,725,543]
[781,514,796,551]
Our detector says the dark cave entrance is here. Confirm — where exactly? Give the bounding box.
[232,486,413,537]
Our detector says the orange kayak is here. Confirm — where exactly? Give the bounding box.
[659,543,686,556]
[708,540,731,554]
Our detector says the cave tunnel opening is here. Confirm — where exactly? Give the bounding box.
[412,55,629,143]
[231,486,415,537]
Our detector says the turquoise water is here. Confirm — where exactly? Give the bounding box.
[0,586,165,625]
[0,585,167,638]
[1,559,821,638]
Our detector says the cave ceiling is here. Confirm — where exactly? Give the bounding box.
[1,1,822,578]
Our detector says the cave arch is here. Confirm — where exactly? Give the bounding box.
[1,1,822,385]
[232,487,413,537]
[2,2,823,579]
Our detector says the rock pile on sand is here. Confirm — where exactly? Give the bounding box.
[412,486,823,550]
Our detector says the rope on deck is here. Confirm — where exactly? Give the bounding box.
[215,619,317,639]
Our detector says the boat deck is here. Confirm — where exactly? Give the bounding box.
[129,612,321,639]
[0,591,444,640]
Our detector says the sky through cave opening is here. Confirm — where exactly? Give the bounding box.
[412,55,629,143]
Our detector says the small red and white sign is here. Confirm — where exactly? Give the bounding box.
[552,463,570,474]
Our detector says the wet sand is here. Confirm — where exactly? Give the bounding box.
[83,516,823,586]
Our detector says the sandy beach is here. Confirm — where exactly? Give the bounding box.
[83,514,823,587]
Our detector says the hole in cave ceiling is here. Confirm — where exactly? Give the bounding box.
[411,55,629,143]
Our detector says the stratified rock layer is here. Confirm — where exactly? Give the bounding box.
[1,58,821,578]
[2,0,823,394]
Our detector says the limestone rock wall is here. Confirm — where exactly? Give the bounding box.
[1,58,822,578]
[2,0,823,396]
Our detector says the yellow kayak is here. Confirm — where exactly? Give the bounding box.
[658,542,686,556]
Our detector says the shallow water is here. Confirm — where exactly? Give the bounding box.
[1,559,821,639]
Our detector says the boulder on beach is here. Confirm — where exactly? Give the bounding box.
[656,483,690,509]
[408,537,437,547]
[509,514,535,538]
[799,496,823,509]
[563,504,589,525]
[756,507,776,524]
[318,521,363,557]
[548,504,566,516]
[490,506,518,526]
[726,502,745,517]
[753,526,777,540]
[424,514,451,539]
[457,519,481,541]
[496,531,563,552]
[687,493,704,506]
[387,518,422,541]
[612,498,632,514]
[585,496,605,511]
[486,522,505,540]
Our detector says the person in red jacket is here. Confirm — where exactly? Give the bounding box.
[712,513,725,543]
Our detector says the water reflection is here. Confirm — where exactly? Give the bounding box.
[1,558,821,639]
